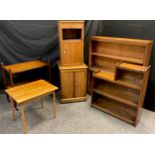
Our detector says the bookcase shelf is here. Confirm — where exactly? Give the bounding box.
[90,66,114,75]
[93,80,139,108]
[89,36,152,126]
[116,62,149,73]
[92,94,136,125]
[92,64,151,126]
[89,36,152,91]
[93,71,141,90]
[91,52,143,64]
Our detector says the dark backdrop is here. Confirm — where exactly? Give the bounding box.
[101,21,155,111]
[0,20,155,112]
[0,20,102,87]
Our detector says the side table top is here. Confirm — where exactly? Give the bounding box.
[3,60,48,74]
[5,80,58,104]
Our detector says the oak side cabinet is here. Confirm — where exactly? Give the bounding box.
[58,21,84,66]
[59,64,88,103]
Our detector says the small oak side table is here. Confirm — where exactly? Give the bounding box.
[1,59,51,89]
[5,80,58,133]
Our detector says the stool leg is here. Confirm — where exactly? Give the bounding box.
[19,105,28,134]
[52,92,56,118]
[41,97,44,109]
[9,97,16,121]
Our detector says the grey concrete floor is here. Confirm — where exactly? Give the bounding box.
[0,94,155,134]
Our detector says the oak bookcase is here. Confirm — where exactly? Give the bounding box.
[89,36,153,125]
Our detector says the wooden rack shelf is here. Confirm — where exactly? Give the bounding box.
[115,63,150,89]
[89,36,153,126]
[93,81,139,107]
[91,52,143,64]
[116,62,150,73]
[92,94,136,125]
[6,78,41,89]
[89,37,152,83]
[1,60,51,89]
[93,71,141,90]
[90,66,114,75]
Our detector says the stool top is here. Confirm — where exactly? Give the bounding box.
[5,80,58,104]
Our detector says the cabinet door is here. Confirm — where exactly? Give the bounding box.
[62,42,83,65]
[74,69,87,98]
[60,71,74,99]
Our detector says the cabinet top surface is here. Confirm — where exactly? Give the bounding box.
[5,80,58,104]
[58,64,88,70]
[90,36,153,45]
[59,20,84,23]
[2,60,48,74]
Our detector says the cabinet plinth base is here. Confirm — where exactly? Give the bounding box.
[60,97,87,104]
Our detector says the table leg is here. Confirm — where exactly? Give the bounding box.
[8,69,18,111]
[48,60,52,82]
[52,92,56,118]
[41,97,44,109]
[1,63,7,89]
[9,97,16,121]
[19,105,28,134]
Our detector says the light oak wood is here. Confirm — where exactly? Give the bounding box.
[92,64,151,126]
[1,60,51,89]
[61,97,87,104]
[89,36,153,126]
[6,80,58,104]
[9,96,16,121]
[116,62,149,72]
[58,21,84,66]
[94,71,141,90]
[93,81,139,107]
[20,106,28,133]
[60,71,74,99]
[58,21,87,104]
[91,95,136,125]
[52,92,56,118]
[3,60,48,74]
[75,70,87,98]
[91,52,143,64]
[89,37,153,88]
[5,80,58,133]
[90,36,152,46]
[59,64,88,103]
[1,63,7,88]
[59,64,87,70]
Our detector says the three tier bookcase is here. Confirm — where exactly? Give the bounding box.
[89,36,153,125]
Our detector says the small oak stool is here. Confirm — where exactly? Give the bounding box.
[5,80,58,133]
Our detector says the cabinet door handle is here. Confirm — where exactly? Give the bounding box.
[74,84,78,87]
[63,50,66,54]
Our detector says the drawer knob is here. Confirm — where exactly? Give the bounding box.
[63,51,66,54]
